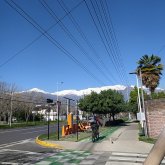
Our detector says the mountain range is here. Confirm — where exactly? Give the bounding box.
[22,85,165,102]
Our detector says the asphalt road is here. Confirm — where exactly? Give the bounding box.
[0,123,62,145]
[0,124,64,164]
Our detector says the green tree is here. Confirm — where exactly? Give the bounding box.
[150,91,165,99]
[79,91,99,114]
[137,55,163,93]
[128,87,139,116]
[128,87,147,116]
[79,89,126,120]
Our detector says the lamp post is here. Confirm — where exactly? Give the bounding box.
[129,71,144,128]
[139,69,148,136]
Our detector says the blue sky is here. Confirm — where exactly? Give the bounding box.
[1,0,165,92]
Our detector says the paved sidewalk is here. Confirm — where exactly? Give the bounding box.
[49,122,153,153]
[36,122,158,165]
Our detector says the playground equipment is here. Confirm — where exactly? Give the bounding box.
[62,113,91,137]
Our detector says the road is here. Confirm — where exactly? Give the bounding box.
[0,124,56,145]
[0,124,64,164]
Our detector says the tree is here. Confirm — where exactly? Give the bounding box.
[128,86,147,116]
[137,55,163,93]
[79,89,126,121]
[79,91,99,114]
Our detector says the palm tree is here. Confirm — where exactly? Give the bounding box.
[136,55,163,93]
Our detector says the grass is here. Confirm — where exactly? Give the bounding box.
[38,126,119,142]
[137,122,157,144]
[0,120,66,129]
[139,135,157,144]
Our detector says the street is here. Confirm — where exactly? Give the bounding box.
[0,124,63,164]
[0,125,55,145]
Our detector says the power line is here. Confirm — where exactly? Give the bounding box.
[39,0,112,84]
[90,0,125,84]
[101,0,130,85]
[84,0,130,86]
[57,0,117,84]
[84,0,124,84]
[5,0,105,86]
[0,0,83,68]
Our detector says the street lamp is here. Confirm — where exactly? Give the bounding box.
[129,70,147,136]
[129,71,144,128]
[139,69,148,136]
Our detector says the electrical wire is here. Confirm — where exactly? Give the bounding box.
[0,0,84,68]
[5,0,105,86]
[57,0,118,84]
[84,0,130,86]
[83,0,124,84]
[39,0,112,84]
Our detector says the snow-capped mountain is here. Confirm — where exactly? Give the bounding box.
[22,85,132,101]
[23,85,165,102]
[51,85,127,96]
[26,88,49,94]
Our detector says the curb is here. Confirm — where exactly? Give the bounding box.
[35,136,64,149]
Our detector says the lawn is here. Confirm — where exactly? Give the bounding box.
[38,126,119,142]
[0,120,66,129]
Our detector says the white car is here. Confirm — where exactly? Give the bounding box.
[88,116,95,123]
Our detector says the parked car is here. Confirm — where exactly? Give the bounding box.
[88,116,95,123]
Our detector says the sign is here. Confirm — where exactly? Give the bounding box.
[137,112,145,121]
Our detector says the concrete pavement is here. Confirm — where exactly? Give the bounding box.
[36,122,165,164]
[47,122,153,153]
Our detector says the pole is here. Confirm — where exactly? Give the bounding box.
[66,99,69,117]
[76,100,79,141]
[56,82,63,120]
[139,69,148,136]
[136,75,143,128]
[57,101,60,140]
[47,107,50,140]
[9,92,13,127]
[64,97,74,116]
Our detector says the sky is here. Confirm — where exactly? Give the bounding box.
[1,0,165,93]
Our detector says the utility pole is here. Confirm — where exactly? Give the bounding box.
[130,71,144,130]
[139,69,148,136]
[136,74,143,128]
[57,101,61,140]
[9,92,13,127]
[76,100,79,141]
[47,99,53,140]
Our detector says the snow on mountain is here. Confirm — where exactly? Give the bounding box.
[24,85,165,101]
[51,85,127,96]
[27,88,49,94]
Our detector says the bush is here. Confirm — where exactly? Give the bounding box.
[105,119,125,126]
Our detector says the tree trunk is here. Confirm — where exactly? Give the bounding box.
[112,113,115,121]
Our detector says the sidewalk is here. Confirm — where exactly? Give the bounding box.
[36,122,157,165]
[49,122,153,153]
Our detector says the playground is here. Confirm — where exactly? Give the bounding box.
[38,113,119,143]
